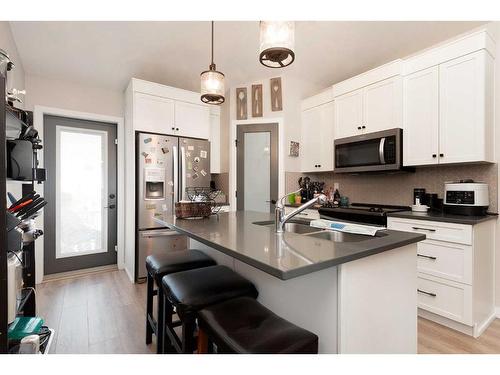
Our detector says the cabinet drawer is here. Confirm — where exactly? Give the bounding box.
[417,273,472,325]
[387,218,472,245]
[417,240,472,284]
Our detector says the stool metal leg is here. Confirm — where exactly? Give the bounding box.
[146,272,154,345]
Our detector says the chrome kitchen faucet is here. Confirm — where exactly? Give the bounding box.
[275,189,327,233]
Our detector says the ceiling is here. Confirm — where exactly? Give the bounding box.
[9,21,487,96]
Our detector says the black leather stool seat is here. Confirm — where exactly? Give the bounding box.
[198,297,319,354]
[146,250,216,283]
[162,265,258,317]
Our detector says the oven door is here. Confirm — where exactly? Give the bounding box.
[334,128,402,173]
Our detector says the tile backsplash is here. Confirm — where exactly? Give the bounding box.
[211,172,229,203]
[286,164,498,212]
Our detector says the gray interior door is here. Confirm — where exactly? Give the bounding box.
[44,115,117,274]
[236,123,279,212]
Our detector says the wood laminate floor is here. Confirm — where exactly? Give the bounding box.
[37,270,500,354]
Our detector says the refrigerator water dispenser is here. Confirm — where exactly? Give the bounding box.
[144,168,165,200]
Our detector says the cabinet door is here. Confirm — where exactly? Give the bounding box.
[301,102,334,172]
[134,92,175,133]
[300,106,322,172]
[317,101,335,171]
[403,67,439,166]
[174,101,210,139]
[439,51,489,164]
[363,76,402,133]
[334,89,363,139]
[209,113,221,173]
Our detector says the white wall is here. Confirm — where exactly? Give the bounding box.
[24,74,123,117]
[2,22,26,201]
[482,22,500,310]
[228,73,324,172]
[0,22,25,102]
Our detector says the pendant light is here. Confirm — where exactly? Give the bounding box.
[259,21,295,68]
[200,21,225,105]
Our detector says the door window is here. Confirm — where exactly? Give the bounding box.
[55,126,108,258]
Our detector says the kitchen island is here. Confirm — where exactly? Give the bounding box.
[155,211,425,354]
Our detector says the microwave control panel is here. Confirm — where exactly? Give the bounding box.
[446,190,475,205]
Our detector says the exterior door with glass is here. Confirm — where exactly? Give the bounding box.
[43,115,117,274]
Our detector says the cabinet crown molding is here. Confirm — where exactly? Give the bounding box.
[332,59,402,97]
[403,29,495,75]
[127,77,214,108]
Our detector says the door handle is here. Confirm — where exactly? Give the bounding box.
[173,145,178,203]
[379,137,386,164]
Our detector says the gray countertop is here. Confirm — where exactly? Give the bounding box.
[154,211,425,280]
[387,210,498,225]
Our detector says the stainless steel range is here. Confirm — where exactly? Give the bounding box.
[318,203,410,226]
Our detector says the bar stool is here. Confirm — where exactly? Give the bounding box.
[145,250,216,353]
[197,296,319,354]
[161,265,258,353]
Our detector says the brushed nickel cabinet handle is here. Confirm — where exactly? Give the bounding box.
[417,254,437,260]
[412,226,436,232]
[418,289,436,297]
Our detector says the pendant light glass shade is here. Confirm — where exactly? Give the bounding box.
[200,65,225,104]
[259,21,295,68]
[200,22,225,104]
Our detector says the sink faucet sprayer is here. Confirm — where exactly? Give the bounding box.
[275,189,327,233]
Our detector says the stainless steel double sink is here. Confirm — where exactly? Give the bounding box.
[253,220,387,243]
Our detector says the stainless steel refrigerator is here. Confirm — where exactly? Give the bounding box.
[136,132,211,280]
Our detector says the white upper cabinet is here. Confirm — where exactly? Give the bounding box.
[301,100,334,172]
[403,49,494,166]
[334,90,363,139]
[363,76,402,133]
[334,77,402,139]
[134,92,175,133]
[403,66,439,166]
[439,51,493,164]
[333,60,403,140]
[174,101,210,139]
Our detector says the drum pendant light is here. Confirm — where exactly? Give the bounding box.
[200,21,225,104]
[259,21,295,68]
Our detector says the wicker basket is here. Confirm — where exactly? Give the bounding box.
[175,202,213,219]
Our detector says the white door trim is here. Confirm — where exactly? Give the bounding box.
[33,105,125,284]
[229,117,285,211]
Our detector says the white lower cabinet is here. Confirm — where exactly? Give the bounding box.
[417,273,472,325]
[387,217,495,337]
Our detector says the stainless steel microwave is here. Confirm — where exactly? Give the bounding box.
[334,128,403,173]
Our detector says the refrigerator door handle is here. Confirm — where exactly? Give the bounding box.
[173,145,178,203]
[180,146,186,201]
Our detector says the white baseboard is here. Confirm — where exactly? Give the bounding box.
[125,266,135,283]
[476,312,497,337]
